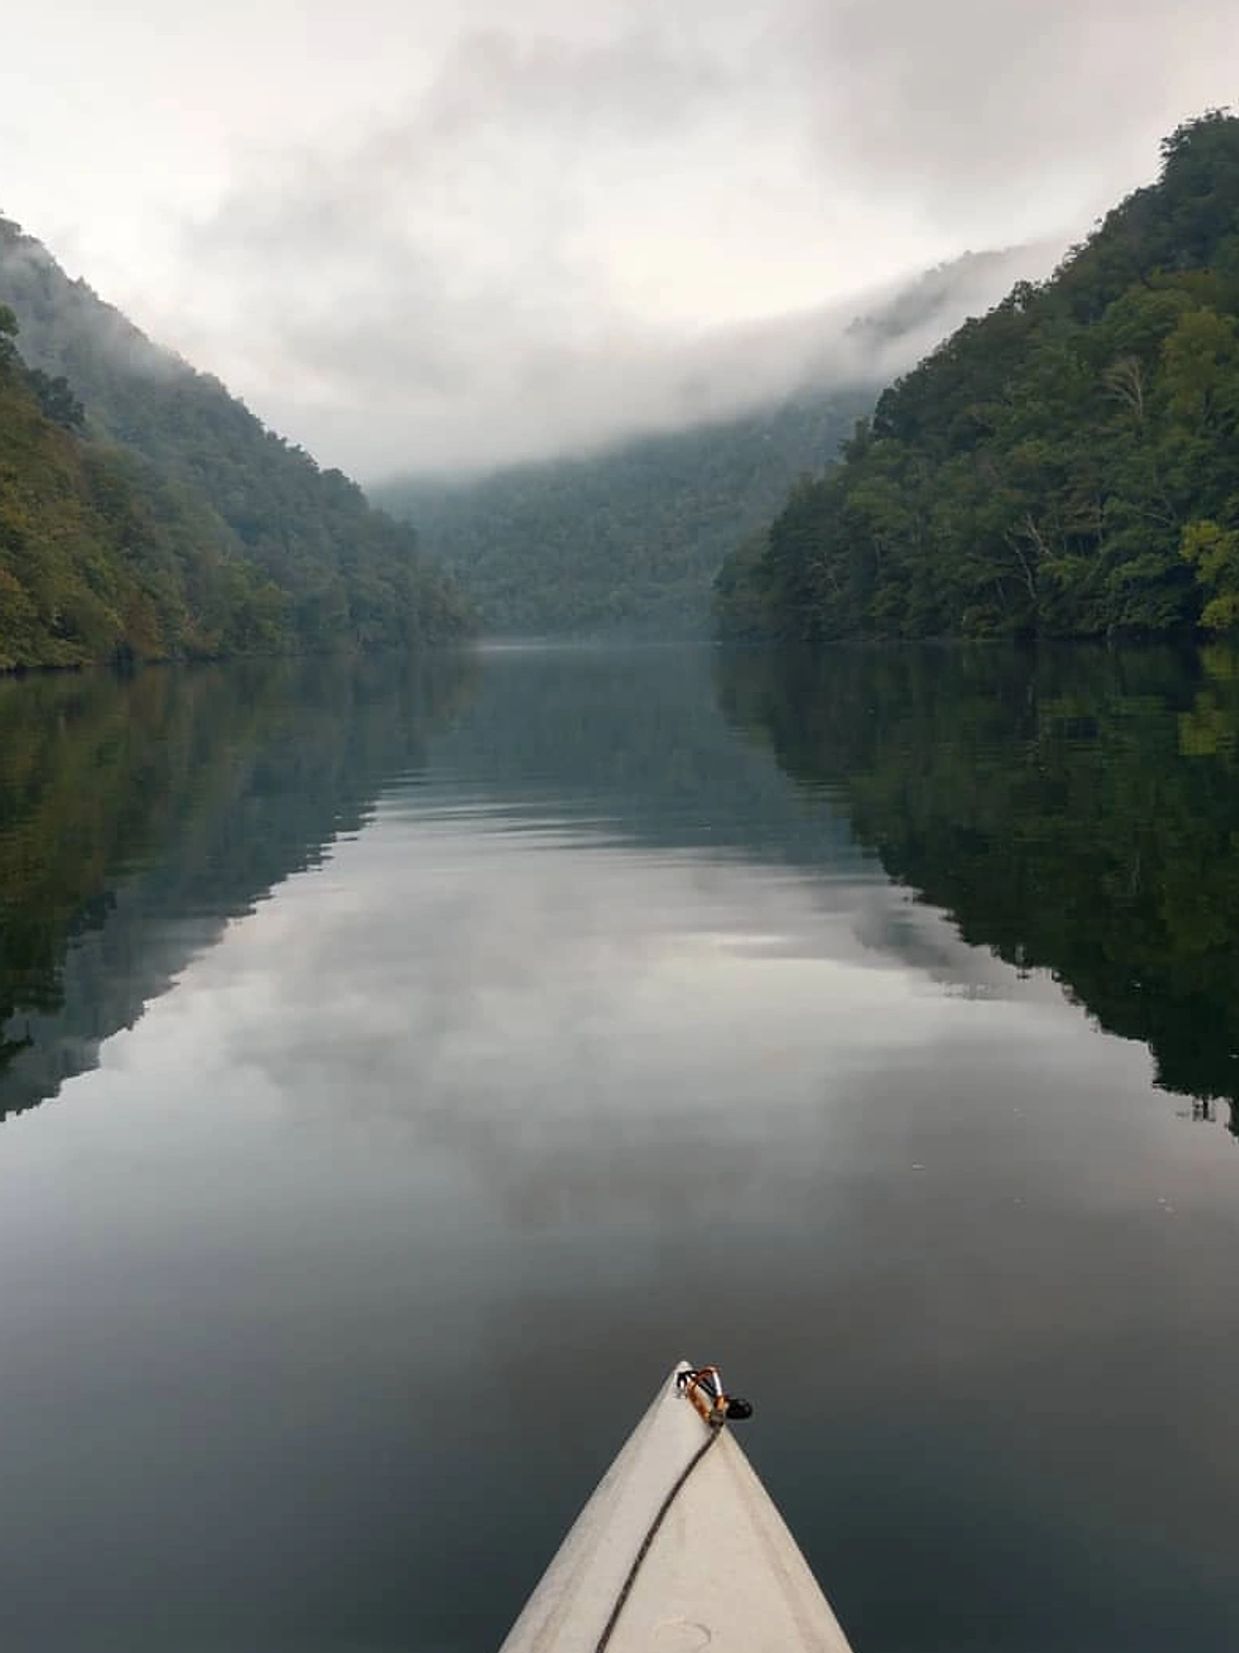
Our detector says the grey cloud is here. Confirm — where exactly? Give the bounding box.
[155,2,1234,477]
[801,0,1237,221]
[407,27,729,146]
[257,242,1054,479]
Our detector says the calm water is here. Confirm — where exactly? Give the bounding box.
[1,643,1237,1653]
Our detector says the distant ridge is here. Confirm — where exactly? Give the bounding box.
[379,390,869,638]
[376,246,1045,638]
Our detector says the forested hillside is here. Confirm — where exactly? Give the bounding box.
[0,219,470,667]
[716,112,1239,642]
[379,250,1037,637]
[0,304,270,667]
[381,393,869,636]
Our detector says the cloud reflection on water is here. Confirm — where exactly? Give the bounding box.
[1,647,1237,1652]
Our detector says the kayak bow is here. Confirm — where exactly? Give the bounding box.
[499,1360,856,1652]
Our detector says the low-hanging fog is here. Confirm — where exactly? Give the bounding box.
[2,0,1236,477]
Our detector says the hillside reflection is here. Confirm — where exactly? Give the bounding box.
[8,640,1239,1148]
[0,652,476,1122]
[717,642,1239,1139]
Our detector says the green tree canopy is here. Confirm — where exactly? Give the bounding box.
[717,112,1239,644]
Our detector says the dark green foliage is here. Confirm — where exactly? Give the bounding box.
[0,221,471,668]
[0,325,260,668]
[379,393,872,637]
[25,367,84,430]
[718,642,1239,1134]
[717,112,1239,643]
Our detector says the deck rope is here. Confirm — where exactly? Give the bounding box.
[592,1421,722,1653]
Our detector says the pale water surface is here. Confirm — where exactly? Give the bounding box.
[0,644,1236,1652]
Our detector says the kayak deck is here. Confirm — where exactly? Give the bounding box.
[499,1361,855,1652]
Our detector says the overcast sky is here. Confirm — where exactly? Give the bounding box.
[3,0,1235,476]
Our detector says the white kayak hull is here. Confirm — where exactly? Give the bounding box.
[499,1361,855,1652]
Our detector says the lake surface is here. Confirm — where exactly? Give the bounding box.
[1,642,1237,1653]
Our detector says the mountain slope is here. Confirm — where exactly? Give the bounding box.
[716,112,1239,642]
[381,391,869,637]
[0,304,278,668]
[0,219,471,664]
[377,249,1042,638]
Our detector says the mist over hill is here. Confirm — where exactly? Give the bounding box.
[0,219,470,667]
[717,111,1239,643]
[380,392,866,638]
[377,246,1049,637]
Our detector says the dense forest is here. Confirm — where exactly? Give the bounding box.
[379,250,1033,637]
[0,219,470,668]
[0,304,257,667]
[717,643,1239,1138]
[380,393,870,636]
[716,112,1239,642]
